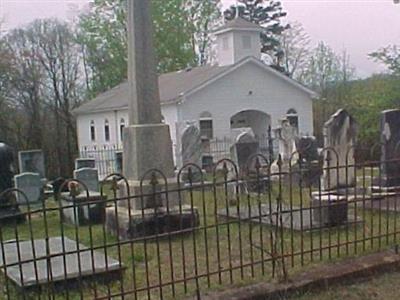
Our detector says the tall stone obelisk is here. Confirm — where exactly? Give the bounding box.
[107,0,199,239]
[123,0,175,180]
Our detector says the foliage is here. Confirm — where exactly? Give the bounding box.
[77,0,221,97]
[369,45,400,76]
[299,42,355,97]
[224,0,289,70]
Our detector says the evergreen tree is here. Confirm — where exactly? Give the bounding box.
[224,0,289,70]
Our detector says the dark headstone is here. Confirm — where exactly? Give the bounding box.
[230,128,260,175]
[296,136,322,186]
[297,136,319,162]
[378,109,400,187]
[0,142,24,223]
[0,143,14,194]
[115,151,123,174]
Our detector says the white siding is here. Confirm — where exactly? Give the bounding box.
[216,30,261,66]
[77,105,179,151]
[179,62,313,139]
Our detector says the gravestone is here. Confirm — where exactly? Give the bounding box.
[0,237,123,289]
[297,136,319,162]
[230,128,260,174]
[14,173,42,205]
[275,119,297,162]
[115,151,123,174]
[296,136,322,186]
[18,150,45,179]
[75,158,96,170]
[313,110,357,226]
[180,124,202,167]
[322,109,357,191]
[0,143,24,223]
[376,109,400,187]
[73,168,99,193]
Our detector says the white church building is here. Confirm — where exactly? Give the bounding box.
[74,18,317,167]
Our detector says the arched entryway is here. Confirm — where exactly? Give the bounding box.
[230,110,271,139]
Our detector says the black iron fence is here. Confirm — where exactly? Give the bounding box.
[0,146,399,299]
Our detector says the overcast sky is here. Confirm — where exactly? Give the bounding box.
[1,0,400,77]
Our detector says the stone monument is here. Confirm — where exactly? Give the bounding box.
[0,142,24,223]
[179,123,202,168]
[322,109,357,191]
[18,150,45,179]
[275,119,297,162]
[230,128,260,175]
[106,0,198,239]
[14,173,42,205]
[312,109,357,226]
[374,109,400,188]
[75,158,96,170]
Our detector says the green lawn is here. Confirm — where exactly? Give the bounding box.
[292,271,400,300]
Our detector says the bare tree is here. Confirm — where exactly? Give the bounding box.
[278,22,311,78]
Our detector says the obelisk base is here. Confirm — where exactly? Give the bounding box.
[123,124,175,180]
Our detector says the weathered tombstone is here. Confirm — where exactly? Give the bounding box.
[275,119,297,162]
[297,136,319,162]
[296,136,322,186]
[18,150,45,179]
[14,173,42,205]
[73,168,99,193]
[230,128,260,174]
[181,125,202,167]
[375,109,400,187]
[115,151,123,174]
[0,142,24,223]
[322,109,357,191]
[312,109,357,226]
[75,158,96,170]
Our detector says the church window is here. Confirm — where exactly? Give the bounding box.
[120,118,125,141]
[199,112,213,139]
[104,119,110,142]
[90,121,96,142]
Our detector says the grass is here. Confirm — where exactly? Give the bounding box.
[291,271,400,300]
[1,170,400,299]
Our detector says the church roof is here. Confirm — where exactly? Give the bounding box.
[214,17,263,34]
[74,64,230,115]
[74,57,317,116]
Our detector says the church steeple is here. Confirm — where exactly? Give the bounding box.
[214,17,263,66]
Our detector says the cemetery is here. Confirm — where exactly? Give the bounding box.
[1,0,400,299]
